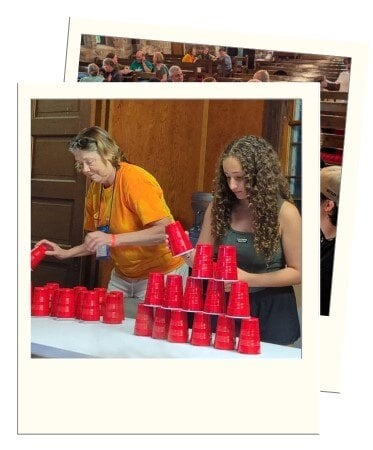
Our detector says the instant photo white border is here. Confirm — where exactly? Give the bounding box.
[65,18,368,394]
[19,83,319,434]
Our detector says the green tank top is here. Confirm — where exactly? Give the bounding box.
[220,228,284,274]
[219,198,285,292]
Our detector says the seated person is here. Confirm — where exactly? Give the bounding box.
[106,52,119,66]
[197,47,216,61]
[102,58,123,82]
[216,48,232,77]
[79,63,104,82]
[321,57,351,92]
[249,70,270,82]
[202,76,216,82]
[129,50,153,73]
[168,65,184,82]
[152,52,169,81]
[182,47,198,63]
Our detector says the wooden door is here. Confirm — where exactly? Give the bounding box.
[31,99,94,287]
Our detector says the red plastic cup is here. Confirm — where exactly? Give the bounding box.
[45,282,60,310]
[167,309,188,343]
[226,281,250,317]
[74,288,87,320]
[134,303,154,336]
[144,272,165,306]
[31,244,48,270]
[152,307,171,339]
[50,288,62,317]
[80,290,100,321]
[204,279,226,314]
[55,288,76,319]
[102,292,124,324]
[31,286,50,316]
[215,245,238,281]
[214,315,236,350]
[94,287,107,315]
[237,317,261,354]
[164,274,184,309]
[107,290,125,319]
[191,244,214,279]
[190,312,211,346]
[45,282,60,290]
[182,277,204,311]
[166,221,193,257]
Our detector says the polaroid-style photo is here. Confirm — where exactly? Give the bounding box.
[19,83,319,434]
[64,18,368,394]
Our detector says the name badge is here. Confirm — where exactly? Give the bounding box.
[96,225,110,260]
[236,238,248,243]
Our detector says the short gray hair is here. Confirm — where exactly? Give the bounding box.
[169,65,181,77]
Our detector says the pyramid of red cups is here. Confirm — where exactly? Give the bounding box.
[31,283,125,324]
[135,238,261,355]
[30,222,260,353]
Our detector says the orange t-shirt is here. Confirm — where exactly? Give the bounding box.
[84,162,183,279]
[182,54,196,63]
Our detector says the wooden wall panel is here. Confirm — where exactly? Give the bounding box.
[109,100,206,229]
[109,99,264,229]
[203,100,264,192]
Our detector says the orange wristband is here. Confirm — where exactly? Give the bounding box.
[110,234,116,247]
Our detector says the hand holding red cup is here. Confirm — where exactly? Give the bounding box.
[165,221,193,257]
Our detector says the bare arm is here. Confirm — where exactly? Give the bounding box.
[83,217,172,252]
[237,201,302,287]
[35,239,94,259]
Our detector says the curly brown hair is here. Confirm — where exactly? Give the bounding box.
[69,126,128,170]
[211,135,292,260]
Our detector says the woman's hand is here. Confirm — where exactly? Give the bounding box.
[34,239,69,260]
[84,231,111,253]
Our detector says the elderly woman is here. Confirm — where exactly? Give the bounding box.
[182,135,301,345]
[37,126,188,303]
[79,63,104,82]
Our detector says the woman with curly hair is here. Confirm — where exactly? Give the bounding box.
[36,126,188,305]
[184,135,301,345]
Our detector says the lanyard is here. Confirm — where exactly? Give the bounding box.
[96,171,117,230]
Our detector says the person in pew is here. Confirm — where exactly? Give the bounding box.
[106,52,119,67]
[320,165,341,316]
[197,47,217,61]
[152,51,169,81]
[178,135,301,345]
[168,65,184,82]
[182,47,198,63]
[216,48,232,77]
[102,58,123,82]
[36,126,188,307]
[129,50,153,73]
[202,76,217,82]
[321,57,351,92]
[249,70,270,82]
[79,63,104,82]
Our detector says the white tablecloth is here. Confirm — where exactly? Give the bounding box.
[31,317,301,359]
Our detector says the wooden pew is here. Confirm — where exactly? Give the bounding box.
[216,77,244,82]
[321,115,346,130]
[321,133,345,150]
[320,101,347,116]
[321,91,349,102]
